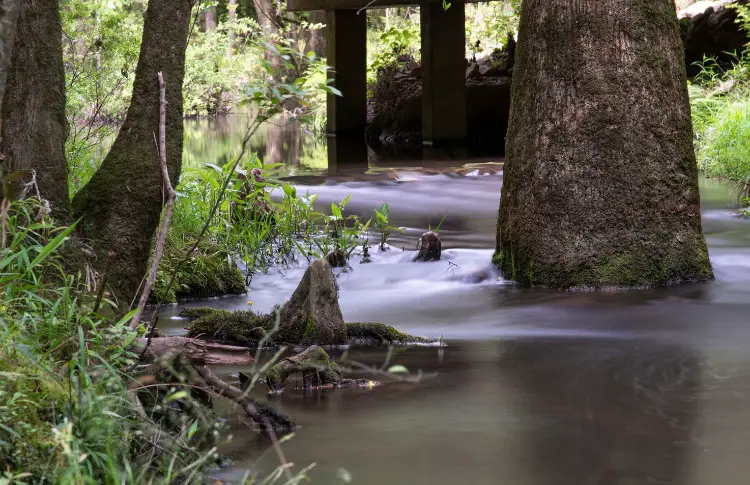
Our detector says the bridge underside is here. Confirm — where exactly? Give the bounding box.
[292,0,475,145]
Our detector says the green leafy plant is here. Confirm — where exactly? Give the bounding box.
[373,202,402,251]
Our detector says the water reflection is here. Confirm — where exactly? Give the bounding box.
[183,115,506,179]
[183,115,328,174]
[168,116,750,484]
[499,337,701,485]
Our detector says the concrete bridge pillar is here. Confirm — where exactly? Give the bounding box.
[325,9,367,136]
[421,3,467,144]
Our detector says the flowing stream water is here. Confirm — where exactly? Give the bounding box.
[159,116,750,485]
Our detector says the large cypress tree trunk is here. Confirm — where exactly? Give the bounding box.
[73,0,192,306]
[495,0,713,288]
[1,0,69,220]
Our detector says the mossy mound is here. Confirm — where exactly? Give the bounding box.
[151,230,246,304]
[185,308,271,344]
[346,322,433,346]
[265,345,343,392]
[182,309,436,348]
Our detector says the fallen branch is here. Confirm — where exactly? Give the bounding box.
[135,337,254,365]
[193,365,295,430]
[131,70,176,330]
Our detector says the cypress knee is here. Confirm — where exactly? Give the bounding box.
[495,0,713,288]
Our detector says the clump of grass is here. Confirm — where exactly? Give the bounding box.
[0,198,309,483]
[151,227,247,304]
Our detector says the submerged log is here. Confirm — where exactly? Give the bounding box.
[136,337,254,365]
[414,231,441,262]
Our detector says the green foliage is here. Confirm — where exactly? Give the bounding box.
[373,202,402,251]
[61,0,145,194]
[151,227,247,304]
[172,156,384,279]
[690,4,750,202]
[465,1,519,56]
[368,23,421,83]
[0,198,310,483]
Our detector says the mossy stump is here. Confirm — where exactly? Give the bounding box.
[276,259,347,345]
[265,345,343,392]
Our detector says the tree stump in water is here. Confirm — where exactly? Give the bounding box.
[326,250,347,267]
[277,259,347,345]
[181,260,348,346]
[414,231,441,262]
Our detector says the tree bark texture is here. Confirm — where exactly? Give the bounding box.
[73,0,192,306]
[496,0,713,288]
[0,0,21,120]
[1,0,69,220]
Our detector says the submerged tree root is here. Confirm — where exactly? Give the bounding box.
[132,350,295,431]
[262,345,371,392]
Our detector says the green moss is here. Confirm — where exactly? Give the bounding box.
[151,229,246,304]
[0,349,66,470]
[185,308,272,343]
[498,239,713,289]
[345,322,431,346]
[265,345,342,392]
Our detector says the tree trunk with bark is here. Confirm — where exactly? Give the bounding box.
[0,0,21,119]
[227,0,237,59]
[253,0,278,33]
[73,0,192,306]
[495,0,713,288]
[203,6,217,31]
[1,0,69,220]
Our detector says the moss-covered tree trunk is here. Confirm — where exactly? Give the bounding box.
[495,0,713,288]
[73,0,192,305]
[1,0,70,220]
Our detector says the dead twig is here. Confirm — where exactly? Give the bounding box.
[131,71,176,330]
[192,365,295,430]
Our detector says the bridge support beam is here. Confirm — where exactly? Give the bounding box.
[421,3,467,144]
[326,9,367,136]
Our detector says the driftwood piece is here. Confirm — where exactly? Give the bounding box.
[135,337,254,365]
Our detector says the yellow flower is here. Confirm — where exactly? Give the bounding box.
[247,301,253,306]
